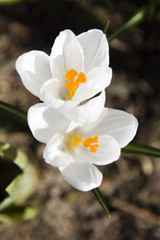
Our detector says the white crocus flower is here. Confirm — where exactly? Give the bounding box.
[28,103,138,192]
[16,29,112,123]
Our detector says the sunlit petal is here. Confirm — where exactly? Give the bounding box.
[86,108,138,148]
[59,162,102,191]
[50,29,84,81]
[77,29,110,72]
[16,50,51,97]
[28,103,71,143]
[63,91,105,123]
[76,135,120,165]
[44,134,71,168]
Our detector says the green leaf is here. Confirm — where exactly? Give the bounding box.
[92,187,110,216]
[0,156,22,203]
[0,205,37,227]
[0,191,9,204]
[0,100,27,126]
[107,5,147,42]
[122,142,160,158]
[0,142,38,229]
[0,142,38,213]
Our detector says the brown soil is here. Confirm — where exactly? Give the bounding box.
[0,0,160,239]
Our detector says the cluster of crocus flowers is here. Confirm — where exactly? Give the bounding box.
[16,29,138,191]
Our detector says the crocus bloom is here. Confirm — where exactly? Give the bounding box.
[28,103,138,191]
[16,29,112,123]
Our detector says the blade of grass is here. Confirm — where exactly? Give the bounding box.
[103,20,110,35]
[122,142,160,158]
[0,0,29,4]
[0,101,27,126]
[92,187,110,216]
[107,5,147,42]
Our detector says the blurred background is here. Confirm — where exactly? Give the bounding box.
[0,0,160,239]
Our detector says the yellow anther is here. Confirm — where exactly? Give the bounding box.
[70,135,83,147]
[83,136,99,153]
[64,69,87,99]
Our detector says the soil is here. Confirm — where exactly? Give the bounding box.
[0,0,160,239]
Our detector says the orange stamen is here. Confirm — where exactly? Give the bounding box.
[64,69,87,99]
[83,136,99,153]
[66,135,99,154]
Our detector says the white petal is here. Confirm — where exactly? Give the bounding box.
[44,134,71,168]
[16,50,51,97]
[72,85,98,103]
[76,135,120,166]
[59,162,102,191]
[77,29,110,72]
[50,29,84,82]
[86,66,112,91]
[63,91,105,123]
[73,66,112,102]
[40,78,79,110]
[87,108,138,148]
[27,103,70,143]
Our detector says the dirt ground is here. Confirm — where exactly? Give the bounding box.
[0,0,160,239]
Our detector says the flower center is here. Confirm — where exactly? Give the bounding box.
[68,135,99,153]
[64,69,87,99]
